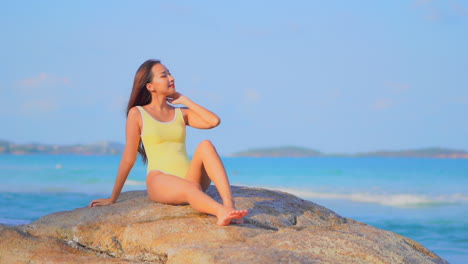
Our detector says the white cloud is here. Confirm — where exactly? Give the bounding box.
[414,0,434,7]
[449,0,468,16]
[13,72,73,115]
[371,98,393,110]
[385,81,410,93]
[287,23,301,33]
[108,95,128,112]
[17,73,71,90]
[412,0,468,21]
[191,74,203,86]
[17,72,48,87]
[237,26,271,38]
[414,0,442,21]
[182,89,224,108]
[455,97,468,104]
[328,89,343,99]
[243,89,261,104]
[159,3,192,16]
[19,99,57,114]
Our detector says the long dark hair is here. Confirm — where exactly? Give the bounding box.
[126,59,161,164]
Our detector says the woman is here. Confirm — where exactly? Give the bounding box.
[89,59,248,226]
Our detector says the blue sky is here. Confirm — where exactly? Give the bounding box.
[1,0,467,155]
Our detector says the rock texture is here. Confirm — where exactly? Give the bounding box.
[0,186,448,264]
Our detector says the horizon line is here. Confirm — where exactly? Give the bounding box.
[1,139,467,155]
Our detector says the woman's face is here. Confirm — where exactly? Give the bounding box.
[147,63,175,96]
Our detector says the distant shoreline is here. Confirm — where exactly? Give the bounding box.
[0,140,123,156]
[230,146,468,159]
[1,140,468,159]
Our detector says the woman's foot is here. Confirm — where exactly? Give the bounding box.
[216,208,248,226]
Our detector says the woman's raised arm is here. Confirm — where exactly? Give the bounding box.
[168,92,221,129]
[89,107,141,207]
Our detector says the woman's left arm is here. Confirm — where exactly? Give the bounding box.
[168,92,220,129]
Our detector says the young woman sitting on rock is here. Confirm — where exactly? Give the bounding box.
[89,59,248,226]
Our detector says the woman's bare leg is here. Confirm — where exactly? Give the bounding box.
[147,171,247,226]
[185,140,236,208]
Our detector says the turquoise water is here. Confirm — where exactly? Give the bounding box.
[1,155,467,263]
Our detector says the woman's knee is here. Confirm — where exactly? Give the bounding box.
[197,140,215,153]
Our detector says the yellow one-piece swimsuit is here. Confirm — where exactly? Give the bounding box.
[136,106,191,178]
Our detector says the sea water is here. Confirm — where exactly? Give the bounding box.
[0,155,467,263]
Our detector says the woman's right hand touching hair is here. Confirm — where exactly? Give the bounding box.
[89,198,114,208]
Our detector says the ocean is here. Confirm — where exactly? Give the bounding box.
[0,154,467,263]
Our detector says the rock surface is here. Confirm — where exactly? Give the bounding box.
[0,186,448,264]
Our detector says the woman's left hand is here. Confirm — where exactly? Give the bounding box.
[89,198,114,207]
[167,92,188,105]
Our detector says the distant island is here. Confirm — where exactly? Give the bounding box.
[0,140,124,155]
[231,146,468,159]
[2,140,468,159]
[232,146,323,157]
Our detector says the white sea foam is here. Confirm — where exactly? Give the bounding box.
[126,180,146,186]
[265,187,468,208]
[0,218,32,226]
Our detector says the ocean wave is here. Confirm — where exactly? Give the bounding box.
[0,218,32,226]
[266,187,468,208]
[126,180,146,186]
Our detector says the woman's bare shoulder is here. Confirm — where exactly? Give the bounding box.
[128,106,141,114]
[127,106,142,122]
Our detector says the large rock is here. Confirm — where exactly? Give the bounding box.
[0,186,447,264]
